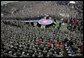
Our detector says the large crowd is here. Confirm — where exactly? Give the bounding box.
[1,1,83,57]
[1,1,80,19]
[1,17,83,57]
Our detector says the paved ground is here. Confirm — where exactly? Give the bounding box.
[1,1,18,6]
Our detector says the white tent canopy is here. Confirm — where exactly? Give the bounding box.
[69,1,76,4]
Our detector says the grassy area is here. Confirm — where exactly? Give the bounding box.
[53,18,69,32]
[60,23,69,32]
